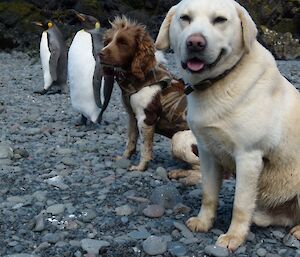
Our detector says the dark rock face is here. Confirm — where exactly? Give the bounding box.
[0,0,299,59]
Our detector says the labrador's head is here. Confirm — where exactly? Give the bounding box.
[155,0,257,85]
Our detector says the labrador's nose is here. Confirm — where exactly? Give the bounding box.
[186,34,206,52]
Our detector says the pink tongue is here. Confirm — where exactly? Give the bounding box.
[187,60,204,72]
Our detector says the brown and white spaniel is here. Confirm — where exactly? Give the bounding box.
[100,16,200,184]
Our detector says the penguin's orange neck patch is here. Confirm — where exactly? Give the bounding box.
[48,22,53,28]
[95,22,100,29]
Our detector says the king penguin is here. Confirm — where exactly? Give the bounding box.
[68,11,114,126]
[33,21,68,95]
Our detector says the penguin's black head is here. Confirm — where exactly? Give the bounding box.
[73,11,100,30]
[33,21,54,30]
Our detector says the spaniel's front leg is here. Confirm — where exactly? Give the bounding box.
[216,151,263,252]
[129,120,155,171]
[123,112,138,159]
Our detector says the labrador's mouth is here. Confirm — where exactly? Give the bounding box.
[181,49,225,73]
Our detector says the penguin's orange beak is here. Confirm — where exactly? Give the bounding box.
[74,11,86,22]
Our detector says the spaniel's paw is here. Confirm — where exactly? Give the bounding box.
[186,216,212,232]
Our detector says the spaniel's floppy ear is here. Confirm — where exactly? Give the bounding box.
[155,5,177,50]
[131,28,156,81]
[235,2,257,53]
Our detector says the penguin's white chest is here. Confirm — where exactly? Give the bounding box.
[68,30,100,122]
[40,32,53,90]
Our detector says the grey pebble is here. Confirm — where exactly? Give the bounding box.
[46,203,65,215]
[114,158,131,169]
[173,221,194,239]
[256,248,267,257]
[204,245,229,257]
[150,185,182,209]
[283,233,300,248]
[173,203,191,214]
[45,176,69,190]
[0,143,13,159]
[80,239,110,254]
[115,204,133,216]
[41,233,62,244]
[143,236,168,256]
[143,204,165,218]
[80,209,96,222]
[168,242,188,257]
[4,255,39,257]
[128,230,151,240]
[156,166,168,180]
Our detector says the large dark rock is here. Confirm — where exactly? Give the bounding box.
[0,0,299,59]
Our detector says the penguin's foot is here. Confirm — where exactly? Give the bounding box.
[75,115,88,127]
[34,89,48,95]
[47,89,62,95]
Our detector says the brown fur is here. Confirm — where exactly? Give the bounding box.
[100,16,200,180]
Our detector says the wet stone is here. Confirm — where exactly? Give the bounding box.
[143,204,165,218]
[46,203,65,215]
[128,230,151,240]
[115,204,133,216]
[143,236,168,256]
[283,234,300,248]
[257,248,267,257]
[114,158,131,169]
[80,209,96,223]
[168,242,188,257]
[150,185,182,209]
[204,245,229,257]
[80,239,110,254]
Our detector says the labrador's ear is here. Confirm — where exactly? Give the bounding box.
[155,5,177,50]
[235,2,257,53]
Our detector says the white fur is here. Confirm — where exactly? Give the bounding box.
[155,50,168,65]
[130,85,161,124]
[68,30,100,122]
[156,0,300,251]
[40,32,53,90]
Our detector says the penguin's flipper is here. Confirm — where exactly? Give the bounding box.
[96,75,114,124]
[49,49,59,82]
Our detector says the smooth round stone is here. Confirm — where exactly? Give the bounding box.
[143,204,165,218]
[283,234,300,248]
[4,253,38,257]
[128,230,151,240]
[46,203,65,215]
[0,144,13,159]
[115,204,133,216]
[204,245,229,257]
[150,185,182,209]
[257,248,267,257]
[61,157,76,166]
[143,236,167,256]
[114,158,131,169]
[168,242,187,257]
[80,209,96,222]
[46,176,69,190]
[155,167,168,180]
[80,239,110,254]
[41,233,61,244]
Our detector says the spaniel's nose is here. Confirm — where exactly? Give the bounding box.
[186,34,206,52]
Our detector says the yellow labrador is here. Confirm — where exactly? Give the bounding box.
[155,0,300,252]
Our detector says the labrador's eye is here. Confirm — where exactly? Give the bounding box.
[180,15,192,23]
[213,16,227,24]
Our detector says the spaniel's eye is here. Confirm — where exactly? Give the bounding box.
[213,16,227,24]
[103,38,111,46]
[180,15,191,23]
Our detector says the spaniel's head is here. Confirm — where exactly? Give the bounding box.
[100,16,156,81]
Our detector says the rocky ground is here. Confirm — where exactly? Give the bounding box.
[0,51,300,257]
